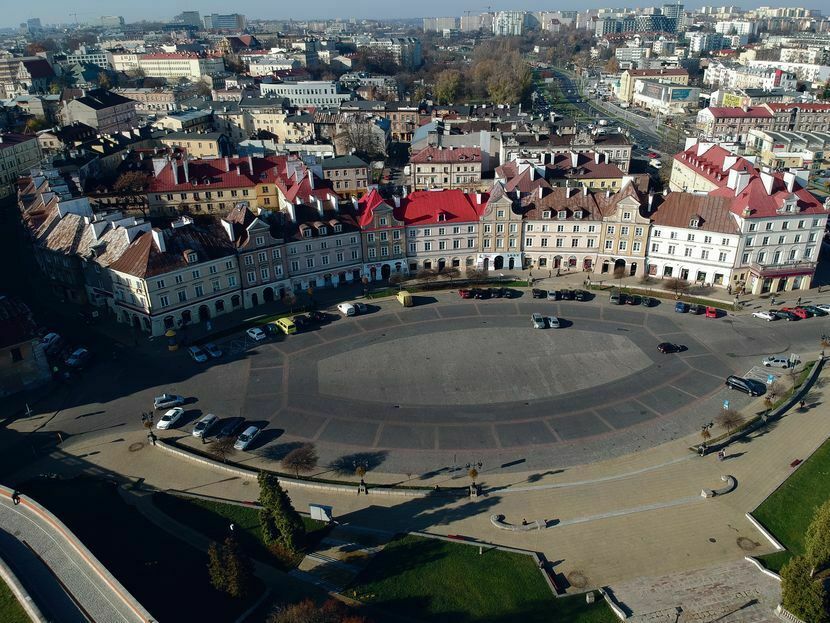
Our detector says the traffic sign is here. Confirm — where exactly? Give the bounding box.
[767,374,775,385]
[723,400,730,410]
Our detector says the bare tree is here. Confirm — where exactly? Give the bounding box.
[613,265,626,290]
[466,268,489,283]
[663,278,691,298]
[340,117,384,157]
[281,444,318,478]
[716,409,745,434]
[416,268,438,283]
[209,437,236,463]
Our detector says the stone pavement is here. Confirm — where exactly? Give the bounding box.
[7,360,830,618]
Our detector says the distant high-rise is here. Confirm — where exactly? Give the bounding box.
[100,16,125,28]
[175,11,202,28]
[203,13,246,31]
[26,18,42,32]
[493,11,526,36]
[662,3,685,31]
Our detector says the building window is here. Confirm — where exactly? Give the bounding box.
[159,295,169,307]
[178,291,187,303]
[306,257,314,268]
[247,271,256,283]
[156,279,165,289]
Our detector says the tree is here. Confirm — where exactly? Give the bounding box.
[604,56,620,73]
[663,277,690,298]
[209,436,236,463]
[267,598,368,623]
[208,537,255,598]
[341,118,383,157]
[97,71,111,90]
[715,408,745,434]
[112,170,149,194]
[281,444,318,478]
[781,555,830,623]
[193,80,212,97]
[613,265,626,290]
[415,268,438,283]
[258,472,305,553]
[805,499,830,576]
[24,117,50,133]
[435,69,462,104]
[466,268,488,283]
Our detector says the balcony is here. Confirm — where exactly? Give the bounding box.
[749,260,816,278]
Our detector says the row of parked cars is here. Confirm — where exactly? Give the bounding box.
[41,332,92,370]
[152,393,260,450]
[459,287,518,299]
[752,304,830,322]
[533,288,591,301]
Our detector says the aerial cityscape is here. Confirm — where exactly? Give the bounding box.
[1,3,830,623]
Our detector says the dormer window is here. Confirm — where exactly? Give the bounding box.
[318,226,328,235]
[689,218,700,229]
[186,252,198,263]
[557,210,567,219]
[303,229,312,238]
[778,198,798,214]
[438,213,446,222]
[574,210,583,219]
[542,210,552,219]
[334,224,342,233]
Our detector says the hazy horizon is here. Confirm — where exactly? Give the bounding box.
[4,0,825,30]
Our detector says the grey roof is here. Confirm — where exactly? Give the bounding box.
[321,154,368,169]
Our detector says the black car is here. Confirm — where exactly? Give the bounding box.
[774,310,798,321]
[217,416,245,438]
[532,288,547,299]
[308,310,328,323]
[688,304,703,315]
[560,289,575,301]
[642,297,658,307]
[625,295,642,306]
[474,288,491,300]
[292,315,312,331]
[657,342,681,354]
[573,290,589,301]
[725,375,766,396]
[490,287,505,298]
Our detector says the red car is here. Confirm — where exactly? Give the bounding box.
[458,289,473,299]
[705,306,718,318]
[648,152,660,159]
[781,306,808,319]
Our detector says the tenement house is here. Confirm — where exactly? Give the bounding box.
[409,146,483,191]
[355,188,408,281]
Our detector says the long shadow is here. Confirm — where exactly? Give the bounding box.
[329,451,388,475]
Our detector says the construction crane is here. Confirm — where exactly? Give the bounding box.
[68,12,92,25]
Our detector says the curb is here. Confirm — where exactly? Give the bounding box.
[0,485,155,623]
[0,554,46,623]
[744,512,785,552]
[744,555,782,582]
[156,439,432,498]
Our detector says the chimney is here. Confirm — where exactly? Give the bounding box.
[784,171,796,193]
[183,156,190,183]
[606,189,611,198]
[760,171,775,196]
[571,152,578,169]
[393,196,401,208]
[307,169,315,190]
[314,196,324,218]
[151,229,166,253]
[224,156,230,172]
[248,154,254,175]
[171,159,179,185]
[648,192,654,211]
[594,152,601,165]
[538,187,543,199]
[351,196,359,212]
[221,219,234,241]
[583,185,588,196]
[285,203,296,222]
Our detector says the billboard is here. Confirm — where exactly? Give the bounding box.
[670,88,696,102]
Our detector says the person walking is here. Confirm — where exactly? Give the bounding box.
[796,296,802,306]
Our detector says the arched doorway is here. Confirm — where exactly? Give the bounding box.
[198,305,210,321]
[483,257,490,270]
[231,295,241,307]
[508,257,515,269]
[164,316,174,329]
[131,315,141,329]
[251,293,259,306]
[370,266,377,280]
[629,262,637,276]
[352,269,361,281]
[494,256,504,270]
[279,287,286,299]
[614,259,626,273]
[423,260,432,269]
[142,317,151,332]
[181,310,192,325]
[215,299,225,312]
[568,256,577,268]
[263,287,275,302]
[601,260,610,274]
[553,256,562,268]
[381,264,391,279]
[437,258,446,271]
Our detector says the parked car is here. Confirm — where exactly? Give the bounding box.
[688,304,703,315]
[816,304,830,313]
[752,311,777,321]
[490,287,505,298]
[762,356,790,368]
[217,416,245,438]
[609,291,623,305]
[41,332,62,353]
[560,289,575,301]
[292,316,311,331]
[532,313,546,329]
[674,302,689,313]
[648,152,660,159]
[157,407,185,430]
[531,288,546,299]
[187,345,208,363]
[203,342,223,358]
[574,290,589,301]
[276,317,297,335]
[337,302,356,316]
[725,375,766,396]
[65,347,92,368]
[246,327,267,341]
[459,288,474,299]
[625,294,642,306]
[780,307,808,319]
[234,426,261,451]
[308,310,328,323]
[773,310,799,321]
[642,297,658,307]
[802,305,828,317]
[192,413,219,438]
[657,342,681,354]
[705,306,719,318]
[546,316,561,329]
[154,393,185,410]
[547,290,559,300]
[474,288,491,300]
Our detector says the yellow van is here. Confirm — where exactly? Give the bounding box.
[396,290,414,307]
[275,317,297,335]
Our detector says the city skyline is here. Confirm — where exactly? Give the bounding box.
[3,0,824,30]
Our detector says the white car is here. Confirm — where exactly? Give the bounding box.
[337,303,356,316]
[154,393,185,410]
[246,327,267,342]
[752,311,778,321]
[188,345,208,363]
[762,356,790,368]
[532,313,545,329]
[192,413,219,438]
[234,426,261,450]
[547,316,561,329]
[157,407,185,430]
[41,332,62,350]
[817,304,830,313]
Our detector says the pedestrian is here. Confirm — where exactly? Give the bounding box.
[229,523,235,532]
[800,399,806,410]
[556,268,561,277]
[796,296,802,306]
[522,518,528,526]
[727,285,732,295]
[548,269,552,278]
[11,490,21,505]
[147,431,156,446]
[770,295,776,305]
[717,450,725,461]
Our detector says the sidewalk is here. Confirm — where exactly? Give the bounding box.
[9,361,830,594]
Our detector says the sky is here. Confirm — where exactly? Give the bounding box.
[5,0,825,29]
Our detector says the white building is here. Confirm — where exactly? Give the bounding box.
[260,81,353,107]
[138,53,225,82]
[493,11,527,36]
[689,32,725,54]
[746,60,830,85]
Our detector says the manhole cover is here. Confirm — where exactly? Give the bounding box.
[737,537,759,551]
[568,571,589,588]
[128,442,145,452]
[708,537,717,543]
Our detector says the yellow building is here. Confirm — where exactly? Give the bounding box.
[160,132,230,159]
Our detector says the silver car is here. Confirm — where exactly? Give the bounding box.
[234,426,261,451]
[762,356,790,368]
[192,413,219,438]
[532,313,545,329]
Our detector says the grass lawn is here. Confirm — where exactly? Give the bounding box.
[753,437,830,573]
[0,577,29,623]
[153,492,330,567]
[19,477,262,622]
[348,535,616,623]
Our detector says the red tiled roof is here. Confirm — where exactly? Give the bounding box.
[673,143,754,186]
[393,189,488,226]
[765,102,830,112]
[711,174,824,219]
[355,188,392,228]
[410,146,482,164]
[703,106,773,119]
